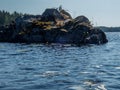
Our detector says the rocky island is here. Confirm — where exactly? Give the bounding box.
[0,7,108,45]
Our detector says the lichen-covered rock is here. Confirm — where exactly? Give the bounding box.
[60,9,72,20]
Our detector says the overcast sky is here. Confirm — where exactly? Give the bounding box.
[0,0,120,27]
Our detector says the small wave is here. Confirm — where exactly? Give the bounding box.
[95,84,107,90]
[95,65,103,68]
[92,65,103,69]
[6,53,25,56]
[115,67,120,69]
[14,78,33,83]
[69,85,85,90]
[39,71,60,77]
[84,79,107,90]
[54,79,73,84]
[20,67,36,71]
[84,80,96,86]
[17,49,32,53]
[34,70,71,77]
[80,72,91,74]
[0,57,7,60]
[62,70,71,76]
[84,79,102,86]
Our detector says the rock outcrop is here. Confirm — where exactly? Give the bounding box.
[74,16,90,25]
[0,8,108,45]
[42,8,64,21]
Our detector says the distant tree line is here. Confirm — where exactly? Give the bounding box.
[0,10,23,26]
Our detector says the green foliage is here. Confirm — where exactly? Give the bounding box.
[0,10,23,26]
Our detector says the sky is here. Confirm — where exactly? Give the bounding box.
[0,0,120,27]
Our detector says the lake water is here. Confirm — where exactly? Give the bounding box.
[0,32,120,90]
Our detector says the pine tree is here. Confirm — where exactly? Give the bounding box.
[0,10,23,26]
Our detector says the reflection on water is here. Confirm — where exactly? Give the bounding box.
[0,32,120,90]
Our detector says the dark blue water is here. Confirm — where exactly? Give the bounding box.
[0,32,120,90]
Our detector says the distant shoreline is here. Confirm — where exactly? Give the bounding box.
[97,26,120,32]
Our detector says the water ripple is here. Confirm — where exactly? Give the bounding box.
[0,32,120,90]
